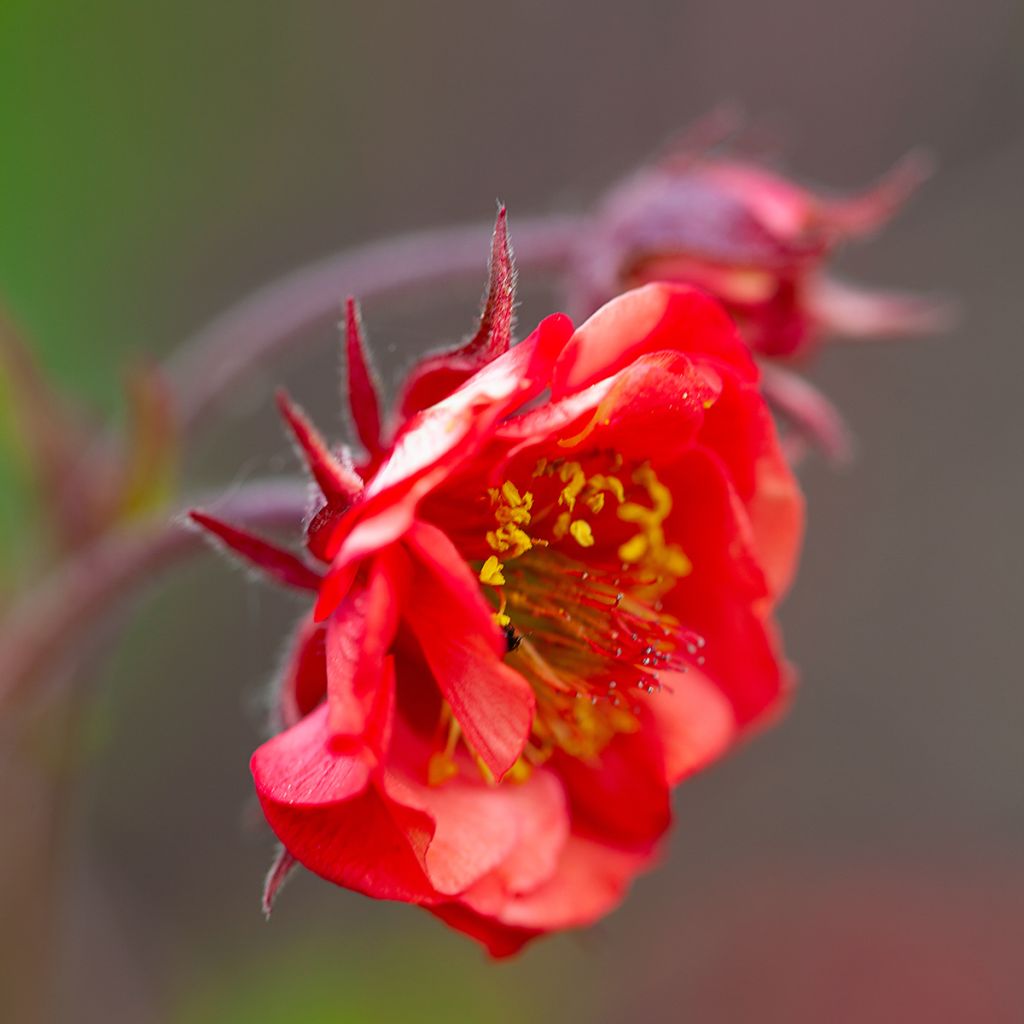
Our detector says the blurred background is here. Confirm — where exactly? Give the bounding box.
[1,1,1022,1021]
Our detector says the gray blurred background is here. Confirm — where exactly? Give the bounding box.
[1,1,1022,1021]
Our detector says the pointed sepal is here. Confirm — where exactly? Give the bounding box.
[822,150,933,238]
[275,390,363,504]
[758,362,854,464]
[262,846,298,919]
[461,204,516,362]
[343,298,384,456]
[397,206,517,416]
[189,510,323,590]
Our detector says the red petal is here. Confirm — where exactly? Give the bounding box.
[275,390,363,503]
[189,510,322,590]
[557,350,721,462]
[368,313,572,504]
[325,551,405,750]
[276,615,328,729]
[428,903,541,958]
[645,668,736,785]
[552,283,754,398]
[443,833,655,947]
[252,700,439,903]
[743,420,806,599]
[382,745,568,896]
[343,298,384,455]
[253,702,373,807]
[659,448,793,725]
[313,558,360,623]
[552,723,671,847]
[404,521,534,779]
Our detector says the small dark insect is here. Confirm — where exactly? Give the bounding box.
[503,622,522,653]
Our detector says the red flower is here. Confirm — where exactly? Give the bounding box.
[572,125,946,360]
[193,212,804,955]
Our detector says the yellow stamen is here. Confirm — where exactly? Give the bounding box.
[479,555,506,586]
[428,710,462,786]
[617,464,692,577]
[569,519,595,547]
[558,461,586,511]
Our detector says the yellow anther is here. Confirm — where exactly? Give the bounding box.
[558,462,586,511]
[569,520,595,547]
[494,611,511,627]
[553,511,571,540]
[429,710,462,786]
[618,533,649,563]
[589,474,625,503]
[505,758,533,784]
[479,555,506,586]
[636,465,672,518]
[486,481,538,558]
[616,463,691,579]
[663,547,693,577]
[487,525,533,558]
[501,480,526,507]
[585,492,606,514]
[495,504,531,526]
[617,501,652,524]
[428,752,459,786]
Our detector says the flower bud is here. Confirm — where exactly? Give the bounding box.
[571,128,947,359]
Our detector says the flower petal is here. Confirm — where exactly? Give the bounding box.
[382,750,568,897]
[552,282,754,397]
[433,833,655,955]
[276,614,328,729]
[329,557,405,749]
[252,693,440,903]
[659,448,793,725]
[645,668,736,785]
[551,724,671,847]
[404,521,535,779]
[326,551,406,750]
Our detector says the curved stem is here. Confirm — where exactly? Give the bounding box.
[167,215,584,433]
[0,478,309,716]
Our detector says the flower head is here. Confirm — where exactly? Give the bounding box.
[193,212,804,955]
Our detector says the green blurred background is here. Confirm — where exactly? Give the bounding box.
[2,1,1022,1021]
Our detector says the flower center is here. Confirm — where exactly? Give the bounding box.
[477,452,704,775]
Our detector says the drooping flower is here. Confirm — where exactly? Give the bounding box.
[569,116,949,460]
[192,211,804,955]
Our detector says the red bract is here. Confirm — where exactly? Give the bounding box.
[193,214,804,956]
[573,135,946,360]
